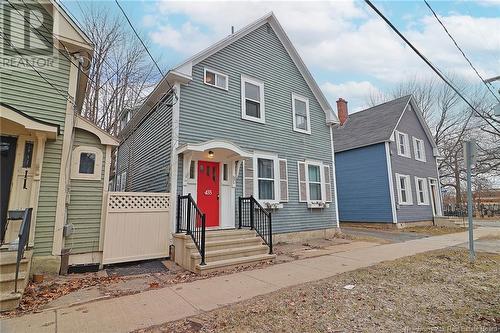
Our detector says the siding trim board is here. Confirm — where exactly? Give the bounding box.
[384,142,398,223]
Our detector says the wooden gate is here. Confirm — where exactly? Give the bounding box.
[102,192,170,265]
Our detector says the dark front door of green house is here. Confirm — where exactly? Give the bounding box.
[1,136,17,243]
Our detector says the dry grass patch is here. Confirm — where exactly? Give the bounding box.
[138,249,500,333]
[402,225,468,235]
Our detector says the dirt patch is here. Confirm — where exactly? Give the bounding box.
[478,234,500,241]
[402,225,468,235]
[137,249,500,333]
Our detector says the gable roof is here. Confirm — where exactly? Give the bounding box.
[134,12,338,126]
[333,95,412,153]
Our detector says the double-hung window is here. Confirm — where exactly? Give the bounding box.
[395,173,413,205]
[204,68,228,90]
[241,75,265,123]
[257,158,275,200]
[292,93,310,134]
[298,161,332,207]
[243,154,288,206]
[308,164,322,200]
[413,137,426,162]
[395,131,411,158]
[414,177,429,205]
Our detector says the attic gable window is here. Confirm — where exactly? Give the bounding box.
[413,137,426,162]
[241,75,265,123]
[204,68,228,90]
[292,93,311,134]
[395,131,411,158]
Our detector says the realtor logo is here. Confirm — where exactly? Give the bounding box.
[1,0,57,70]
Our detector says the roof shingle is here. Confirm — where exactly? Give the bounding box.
[332,95,412,153]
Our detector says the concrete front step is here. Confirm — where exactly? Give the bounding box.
[195,253,276,274]
[0,272,27,293]
[186,236,263,252]
[0,292,22,312]
[191,244,270,263]
[204,229,258,240]
[0,259,29,275]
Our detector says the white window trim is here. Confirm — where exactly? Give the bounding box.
[303,159,329,208]
[241,74,265,124]
[204,67,228,91]
[412,137,426,162]
[415,177,429,205]
[395,131,411,158]
[221,162,231,185]
[395,173,413,205]
[291,93,311,134]
[71,146,103,181]
[253,152,280,206]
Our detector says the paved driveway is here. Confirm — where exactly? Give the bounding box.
[341,227,429,243]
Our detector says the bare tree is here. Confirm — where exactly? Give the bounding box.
[78,4,160,135]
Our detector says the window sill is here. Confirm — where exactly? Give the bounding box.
[415,158,426,162]
[417,202,430,206]
[241,115,266,124]
[397,202,413,207]
[293,127,311,135]
[307,201,329,209]
[397,153,412,159]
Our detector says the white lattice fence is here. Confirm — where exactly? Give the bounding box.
[102,192,171,264]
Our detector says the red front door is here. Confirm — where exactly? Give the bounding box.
[197,161,220,227]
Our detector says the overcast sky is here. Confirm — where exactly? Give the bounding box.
[64,0,500,112]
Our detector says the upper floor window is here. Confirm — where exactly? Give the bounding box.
[395,173,412,205]
[413,137,426,162]
[241,75,265,123]
[292,93,311,134]
[71,146,103,181]
[395,131,411,158]
[204,68,228,90]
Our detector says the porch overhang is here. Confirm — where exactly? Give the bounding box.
[177,139,253,159]
[0,103,60,139]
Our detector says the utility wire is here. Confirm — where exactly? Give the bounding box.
[114,0,178,102]
[364,0,500,135]
[0,28,74,105]
[423,0,500,103]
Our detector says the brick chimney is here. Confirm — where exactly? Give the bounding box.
[336,98,348,125]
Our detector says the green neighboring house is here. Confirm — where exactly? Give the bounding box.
[0,0,118,310]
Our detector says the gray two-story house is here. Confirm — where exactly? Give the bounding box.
[333,95,443,227]
[115,13,340,272]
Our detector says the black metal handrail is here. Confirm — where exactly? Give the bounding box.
[238,196,272,254]
[176,194,206,265]
[15,208,32,292]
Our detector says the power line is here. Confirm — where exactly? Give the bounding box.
[423,0,500,103]
[114,0,178,102]
[114,0,163,76]
[364,0,500,135]
[0,28,74,105]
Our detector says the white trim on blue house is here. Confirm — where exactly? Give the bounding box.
[169,82,181,237]
[385,142,398,223]
[330,126,340,227]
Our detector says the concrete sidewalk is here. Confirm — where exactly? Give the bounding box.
[2,227,499,333]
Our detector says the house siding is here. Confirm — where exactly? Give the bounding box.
[0,1,71,256]
[116,94,174,192]
[335,143,393,223]
[391,105,438,222]
[65,129,105,254]
[178,23,337,233]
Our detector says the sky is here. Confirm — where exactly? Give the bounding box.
[62,0,500,113]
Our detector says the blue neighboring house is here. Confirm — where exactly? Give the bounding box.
[333,95,443,226]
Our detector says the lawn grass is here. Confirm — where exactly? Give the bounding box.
[138,248,500,332]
